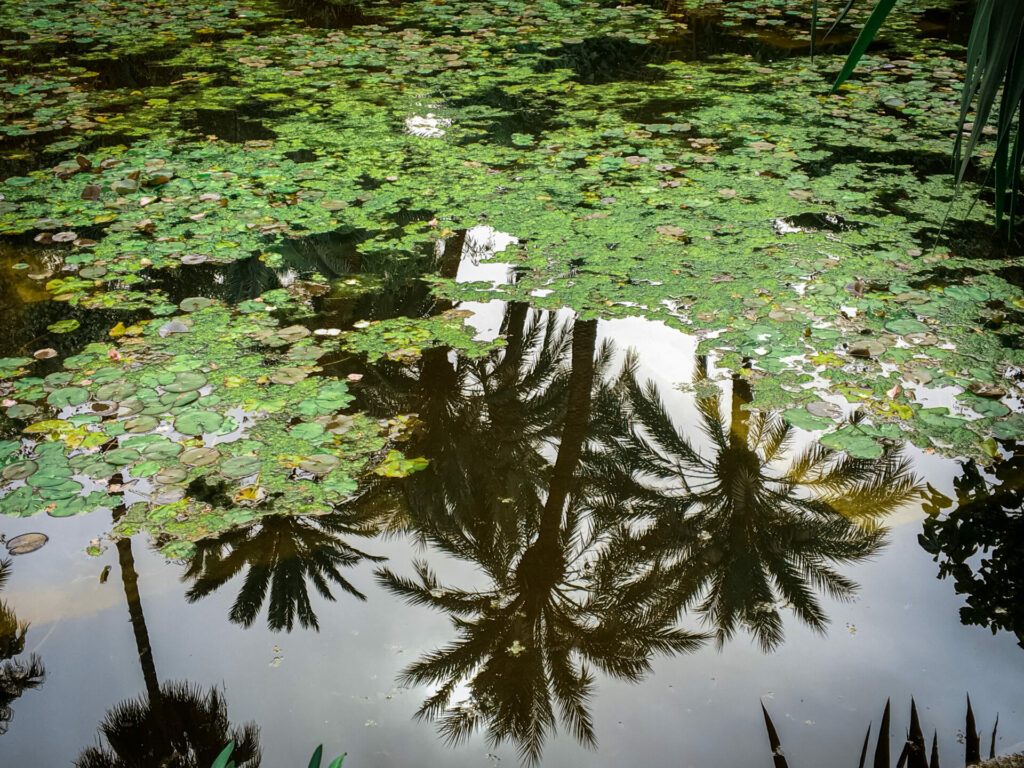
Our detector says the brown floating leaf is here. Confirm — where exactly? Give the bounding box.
[5,532,48,555]
[968,381,1006,398]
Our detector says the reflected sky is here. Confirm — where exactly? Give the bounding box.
[2,309,1023,766]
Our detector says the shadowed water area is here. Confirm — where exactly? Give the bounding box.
[1,0,1023,766]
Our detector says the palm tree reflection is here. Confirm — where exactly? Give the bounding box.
[376,312,706,764]
[599,357,922,650]
[0,558,45,735]
[75,536,260,767]
[181,512,384,633]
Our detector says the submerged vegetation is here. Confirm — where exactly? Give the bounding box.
[1,0,1023,764]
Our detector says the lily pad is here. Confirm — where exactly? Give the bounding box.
[6,404,37,419]
[4,532,48,555]
[884,318,929,335]
[97,381,138,400]
[47,387,89,408]
[164,371,208,393]
[2,459,39,481]
[124,415,160,433]
[47,319,80,334]
[220,455,262,479]
[179,297,214,312]
[819,429,884,459]
[848,339,886,358]
[174,410,224,435]
[783,408,833,431]
[298,454,339,474]
[155,467,189,484]
[180,446,220,466]
[105,448,141,465]
[271,367,308,385]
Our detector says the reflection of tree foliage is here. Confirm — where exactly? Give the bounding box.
[919,453,1024,649]
[0,558,45,735]
[359,302,573,537]
[75,682,261,768]
[75,536,261,767]
[595,358,921,651]
[182,512,384,633]
[377,313,705,764]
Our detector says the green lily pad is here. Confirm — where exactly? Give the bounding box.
[161,540,196,559]
[129,461,161,478]
[884,318,929,335]
[917,407,967,429]
[220,455,262,479]
[374,450,429,477]
[164,372,208,393]
[289,422,325,441]
[140,440,182,460]
[6,403,37,419]
[47,387,89,408]
[1,460,39,481]
[180,446,220,466]
[783,408,833,431]
[124,415,160,433]
[298,453,339,474]
[819,428,884,459]
[47,319,80,334]
[105,448,141,465]
[38,478,84,500]
[155,467,189,484]
[179,297,213,312]
[174,410,223,435]
[160,390,199,408]
[81,460,117,479]
[97,381,138,400]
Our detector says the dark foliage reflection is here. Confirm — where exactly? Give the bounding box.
[76,535,260,767]
[374,308,706,764]
[919,451,1024,648]
[369,306,923,762]
[0,558,44,735]
[181,511,384,633]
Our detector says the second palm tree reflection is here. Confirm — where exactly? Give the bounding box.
[376,313,705,764]
[182,512,384,633]
[375,307,922,763]
[598,356,922,651]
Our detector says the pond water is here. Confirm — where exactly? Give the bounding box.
[1,0,1023,766]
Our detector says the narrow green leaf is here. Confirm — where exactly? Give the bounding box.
[991,714,999,759]
[211,742,234,768]
[907,699,928,768]
[810,0,818,61]
[326,755,347,768]
[826,0,857,39]
[875,699,891,768]
[858,724,872,768]
[954,2,1024,182]
[761,703,789,768]
[831,0,899,94]
[966,694,980,764]
[308,745,324,768]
